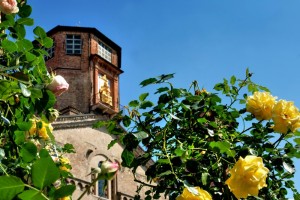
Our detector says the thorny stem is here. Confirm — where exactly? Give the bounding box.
[240,120,263,135]
[0,72,30,84]
[273,133,288,149]
[0,164,8,176]
[0,65,21,72]
[162,127,180,183]
[133,174,159,188]
[227,73,252,109]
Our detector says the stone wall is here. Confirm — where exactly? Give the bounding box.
[53,114,162,200]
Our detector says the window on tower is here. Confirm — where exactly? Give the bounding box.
[98,42,112,63]
[44,40,55,60]
[65,34,82,55]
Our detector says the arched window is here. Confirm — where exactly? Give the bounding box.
[97,161,108,198]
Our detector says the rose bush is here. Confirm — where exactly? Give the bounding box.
[96,71,300,199]
[0,0,77,199]
[0,1,117,199]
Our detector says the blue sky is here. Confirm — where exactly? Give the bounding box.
[29,0,300,196]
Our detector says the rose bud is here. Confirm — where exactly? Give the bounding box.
[47,75,69,96]
[0,0,19,14]
[100,160,120,180]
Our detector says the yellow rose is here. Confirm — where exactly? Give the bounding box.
[60,156,71,172]
[28,119,37,136]
[246,91,276,120]
[225,155,269,199]
[58,196,71,200]
[37,121,53,140]
[272,100,300,134]
[176,187,212,200]
[28,118,53,140]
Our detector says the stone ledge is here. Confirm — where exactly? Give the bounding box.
[53,114,108,130]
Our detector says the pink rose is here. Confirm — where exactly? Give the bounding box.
[0,0,19,14]
[47,75,69,96]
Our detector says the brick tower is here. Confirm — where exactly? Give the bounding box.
[45,25,123,116]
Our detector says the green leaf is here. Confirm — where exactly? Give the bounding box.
[53,185,76,198]
[14,131,25,145]
[230,75,236,85]
[43,90,56,110]
[0,176,25,200]
[197,118,207,124]
[122,115,131,127]
[139,93,149,101]
[157,170,172,177]
[283,162,295,174]
[294,138,300,145]
[121,149,134,167]
[108,139,118,150]
[17,39,33,51]
[140,101,154,109]
[133,131,149,140]
[16,122,32,131]
[209,141,235,157]
[214,83,224,91]
[18,190,46,200]
[18,5,32,18]
[20,142,37,163]
[174,147,185,157]
[140,78,157,87]
[0,149,5,162]
[157,74,174,82]
[169,113,181,120]
[157,159,170,164]
[155,87,169,94]
[62,143,76,153]
[14,24,26,39]
[2,39,18,52]
[3,14,15,27]
[16,18,34,26]
[294,192,300,200]
[39,149,50,158]
[201,172,208,185]
[25,52,37,62]
[32,156,60,189]
[42,37,53,48]
[129,100,139,107]
[33,26,47,38]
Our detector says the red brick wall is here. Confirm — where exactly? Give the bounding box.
[46,31,92,113]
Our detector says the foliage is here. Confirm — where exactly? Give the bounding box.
[96,70,300,199]
[0,0,76,199]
